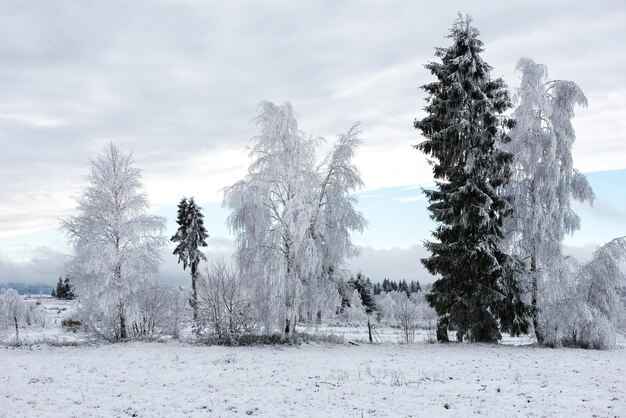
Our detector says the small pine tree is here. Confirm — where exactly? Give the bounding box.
[63,277,75,300]
[372,282,382,295]
[414,14,529,342]
[409,280,421,293]
[398,279,409,297]
[54,277,65,299]
[171,196,209,322]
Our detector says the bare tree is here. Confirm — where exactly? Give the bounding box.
[394,293,419,344]
[196,259,255,344]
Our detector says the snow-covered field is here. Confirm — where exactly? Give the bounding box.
[2,341,625,417]
[2,297,625,417]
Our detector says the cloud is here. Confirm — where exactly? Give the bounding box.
[0,246,68,284]
[1,1,625,240]
[347,244,433,284]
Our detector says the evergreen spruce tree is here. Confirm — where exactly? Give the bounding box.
[409,280,421,293]
[414,15,529,342]
[171,196,209,322]
[54,277,65,299]
[63,277,75,300]
[398,279,409,297]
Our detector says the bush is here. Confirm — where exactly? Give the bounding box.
[196,260,256,343]
[62,319,82,332]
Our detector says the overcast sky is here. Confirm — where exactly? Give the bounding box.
[1,1,625,286]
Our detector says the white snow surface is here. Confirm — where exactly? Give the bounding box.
[2,339,625,417]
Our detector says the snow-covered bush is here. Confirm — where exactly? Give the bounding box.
[1,289,26,341]
[540,238,626,349]
[412,292,437,329]
[342,289,367,323]
[129,285,188,339]
[375,292,397,325]
[196,260,256,343]
[25,301,46,327]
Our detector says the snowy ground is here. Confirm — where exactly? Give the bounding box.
[2,339,625,417]
[2,297,625,417]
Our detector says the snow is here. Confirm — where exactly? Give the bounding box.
[2,340,625,417]
[2,297,625,416]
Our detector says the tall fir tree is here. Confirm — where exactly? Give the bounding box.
[171,196,209,322]
[414,15,529,342]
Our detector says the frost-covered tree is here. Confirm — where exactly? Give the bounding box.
[506,57,595,344]
[414,15,529,342]
[224,102,366,336]
[395,293,419,343]
[171,196,209,322]
[541,237,626,349]
[375,292,397,325]
[61,143,166,339]
[2,289,25,341]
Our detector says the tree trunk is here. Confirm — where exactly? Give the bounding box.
[14,316,19,342]
[191,261,199,322]
[284,318,290,335]
[367,317,373,343]
[189,261,198,328]
[436,320,449,342]
[119,304,127,339]
[530,255,544,345]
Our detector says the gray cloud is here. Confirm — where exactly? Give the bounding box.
[0,246,68,284]
[0,1,624,242]
[348,244,433,284]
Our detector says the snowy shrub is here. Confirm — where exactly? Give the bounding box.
[412,292,437,329]
[374,292,397,325]
[129,285,188,339]
[540,238,626,349]
[196,260,256,344]
[25,301,46,327]
[1,289,26,341]
[342,289,367,323]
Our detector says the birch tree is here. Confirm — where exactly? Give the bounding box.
[224,101,365,336]
[61,143,166,339]
[541,237,626,349]
[506,57,595,343]
[2,289,25,342]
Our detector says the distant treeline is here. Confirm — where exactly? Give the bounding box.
[372,279,421,296]
[0,283,53,296]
